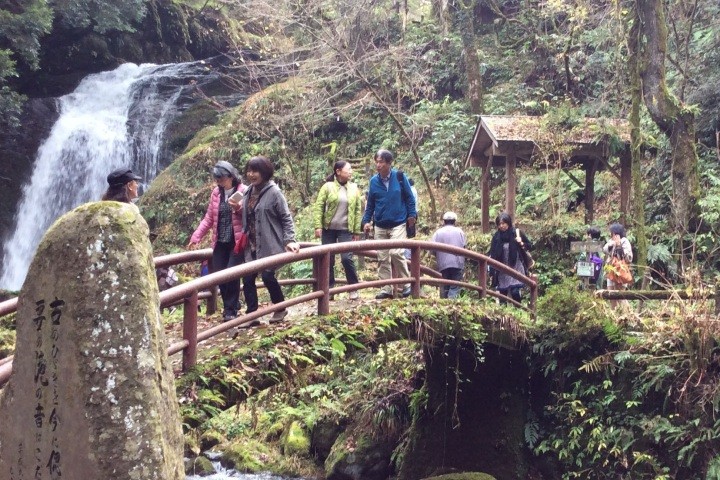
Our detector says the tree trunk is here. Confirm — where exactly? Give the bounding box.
[455,1,483,114]
[634,0,700,270]
[596,289,714,301]
[626,7,648,286]
[431,0,451,34]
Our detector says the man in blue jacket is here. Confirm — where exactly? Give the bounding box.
[362,149,417,299]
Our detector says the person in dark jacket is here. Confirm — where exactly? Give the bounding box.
[240,156,300,324]
[488,212,532,304]
[188,161,247,322]
[361,149,417,299]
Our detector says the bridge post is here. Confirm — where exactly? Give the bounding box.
[183,290,198,372]
[315,252,331,315]
[529,275,538,318]
[207,286,218,315]
[478,259,487,298]
[410,246,421,298]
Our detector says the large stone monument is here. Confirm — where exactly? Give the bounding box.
[0,202,184,479]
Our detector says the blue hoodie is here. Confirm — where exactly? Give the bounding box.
[362,169,417,229]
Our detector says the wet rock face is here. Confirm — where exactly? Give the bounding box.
[13,0,229,99]
[0,202,183,480]
[0,98,59,248]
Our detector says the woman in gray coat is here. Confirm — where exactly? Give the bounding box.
[234,156,300,323]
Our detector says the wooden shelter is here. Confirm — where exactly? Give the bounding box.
[465,115,632,232]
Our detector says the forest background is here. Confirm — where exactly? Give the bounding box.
[2,0,720,478]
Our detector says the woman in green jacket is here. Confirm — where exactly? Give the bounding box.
[313,160,363,299]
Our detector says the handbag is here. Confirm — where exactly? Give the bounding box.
[605,249,633,285]
[515,228,535,270]
[233,231,249,254]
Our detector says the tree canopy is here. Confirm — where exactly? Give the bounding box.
[0,0,145,126]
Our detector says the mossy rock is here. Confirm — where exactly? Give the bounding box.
[0,322,15,359]
[421,474,497,480]
[266,420,285,442]
[281,421,311,456]
[220,438,272,472]
[0,338,14,359]
[200,429,225,451]
[184,433,201,457]
[325,431,394,480]
[185,455,215,476]
[163,103,221,155]
[311,416,345,461]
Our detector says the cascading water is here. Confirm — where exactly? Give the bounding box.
[0,61,219,291]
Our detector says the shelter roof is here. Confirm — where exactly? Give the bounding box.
[466,115,631,168]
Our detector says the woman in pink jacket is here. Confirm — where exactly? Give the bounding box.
[188,161,247,321]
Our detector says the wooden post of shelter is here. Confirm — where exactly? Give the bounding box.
[505,150,517,219]
[584,157,598,224]
[481,155,491,233]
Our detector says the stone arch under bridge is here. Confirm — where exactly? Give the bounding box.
[182,301,531,479]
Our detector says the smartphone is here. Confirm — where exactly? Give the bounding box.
[228,191,243,203]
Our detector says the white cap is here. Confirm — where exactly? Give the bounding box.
[443,211,458,221]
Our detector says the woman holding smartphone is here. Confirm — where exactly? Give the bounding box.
[188,161,247,322]
[241,156,300,324]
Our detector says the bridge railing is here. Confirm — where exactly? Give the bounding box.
[0,240,536,387]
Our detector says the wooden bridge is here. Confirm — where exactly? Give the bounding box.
[0,239,538,387]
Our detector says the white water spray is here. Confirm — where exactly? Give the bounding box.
[0,62,201,290]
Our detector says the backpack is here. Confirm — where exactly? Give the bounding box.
[590,254,603,283]
[397,171,417,237]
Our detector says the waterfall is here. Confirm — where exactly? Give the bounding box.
[0,61,215,291]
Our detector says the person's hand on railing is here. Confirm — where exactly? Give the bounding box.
[286,242,300,253]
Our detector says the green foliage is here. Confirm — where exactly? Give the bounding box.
[532,285,720,478]
[0,0,52,70]
[410,98,476,188]
[535,277,613,349]
[176,300,496,433]
[52,0,146,33]
[0,0,52,126]
[545,102,582,130]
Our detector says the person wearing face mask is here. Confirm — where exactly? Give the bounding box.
[102,168,142,205]
[240,156,300,324]
[188,161,247,322]
[313,161,363,300]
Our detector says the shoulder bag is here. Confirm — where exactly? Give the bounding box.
[515,228,535,270]
[397,171,417,238]
[605,247,633,285]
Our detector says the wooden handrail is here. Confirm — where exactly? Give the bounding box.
[0,240,536,387]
